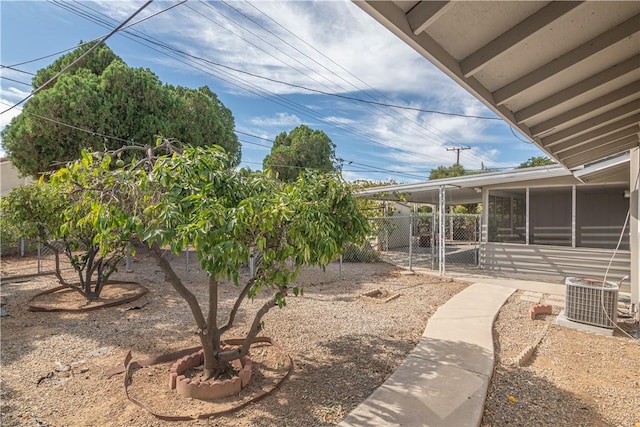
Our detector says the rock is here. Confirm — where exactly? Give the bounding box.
[87,346,114,357]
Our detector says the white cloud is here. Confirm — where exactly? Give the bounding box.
[1,87,31,103]
[0,99,22,154]
[87,0,454,97]
[248,112,302,128]
[323,116,356,125]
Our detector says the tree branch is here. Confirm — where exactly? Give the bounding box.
[219,277,255,335]
[217,286,286,363]
[149,243,207,330]
[207,274,219,351]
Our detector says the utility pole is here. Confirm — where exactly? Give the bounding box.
[446,146,471,165]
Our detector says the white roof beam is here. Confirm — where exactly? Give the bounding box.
[540,101,640,144]
[543,114,640,155]
[460,2,583,78]
[530,81,640,136]
[354,0,522,127]
[407,1,451,35]
[493,14,640,105]
[563,136,639,168]
[515,54,640,123]
[554,125,640,154]
[562,134,639,163]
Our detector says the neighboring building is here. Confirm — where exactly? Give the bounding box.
[1,157,32,196]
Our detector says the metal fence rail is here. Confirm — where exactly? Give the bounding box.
[3,213,480,281]
[1,240,74,280]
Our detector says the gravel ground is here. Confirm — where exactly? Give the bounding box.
[1,253,467,426]
[482,293,640,427]
[2,252,639,426]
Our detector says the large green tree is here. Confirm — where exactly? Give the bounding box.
[2,41,240,177]
[263,125,339,182]
[54,142,368,380]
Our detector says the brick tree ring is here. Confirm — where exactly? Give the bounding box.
[111,337,293,421]
[169,347,252,400]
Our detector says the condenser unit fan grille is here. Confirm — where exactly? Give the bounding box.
[565,277,618,329]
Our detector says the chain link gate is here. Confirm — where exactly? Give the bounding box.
[345,213,480,273]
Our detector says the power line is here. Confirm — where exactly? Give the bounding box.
[6,1,510,176]
[0,76,31,87]
[242,0,461,144]
[509,126,534,144]
[216,1,459,146]
[4,40,95,68]
[1,66,35,76]
[446,146,471,165]
[0,101,138,145]
[0,101,516,180]
[1,0,155,115]
[237,131,431,180]
[44,0,495,165]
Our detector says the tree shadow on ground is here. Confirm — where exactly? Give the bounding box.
[0,252,426,425]
[483,363,609,426]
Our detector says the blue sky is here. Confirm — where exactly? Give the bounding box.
[0,0,547,182]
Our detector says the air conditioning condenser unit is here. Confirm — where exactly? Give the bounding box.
[565,277,618,329]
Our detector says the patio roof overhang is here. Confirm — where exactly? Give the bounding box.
[353,1,640,176]
[357,152,631,205]
[357,163,575,204]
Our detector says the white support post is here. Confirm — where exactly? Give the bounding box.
[630,147,639,320]
[438,186,446,276]
[571,185,576,248]
[525,188,530,245]
[481,189,489,243]
[480,188,489,269]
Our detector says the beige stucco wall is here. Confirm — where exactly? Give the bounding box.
[0,158,32,196]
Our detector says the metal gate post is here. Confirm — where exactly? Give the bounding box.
[37,242,42,274]
[408,214,413,271]
[474,216,479,266]
[430,213,436,270]
[185,245,190,281]
[125,243,133,272]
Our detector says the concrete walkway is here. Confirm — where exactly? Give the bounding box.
[340,275,563,427]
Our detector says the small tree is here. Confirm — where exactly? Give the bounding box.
[57,143,369,379]
[263,125,339,182]
[1,156,130,300]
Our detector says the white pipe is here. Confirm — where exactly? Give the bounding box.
[629,147,639,319]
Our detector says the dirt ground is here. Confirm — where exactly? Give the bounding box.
[1,253,467,426]
[2,252,639,426]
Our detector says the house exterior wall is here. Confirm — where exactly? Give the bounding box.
[480,242,631,285]
[1,158,32,196]
[576,187,630,249]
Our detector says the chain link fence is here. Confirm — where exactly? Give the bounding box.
[341,214,480,273]
[3,213,480,282]
[1,240,74,280]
